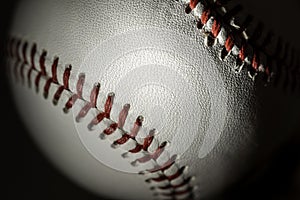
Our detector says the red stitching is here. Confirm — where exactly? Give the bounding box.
[75,82,100,122]
[185,0,300,93]
[39,50,47,76]
[63,73,84,111]
[7,37,194,199]
[7,1,300,198]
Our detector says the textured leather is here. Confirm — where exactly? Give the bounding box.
[8,0,300,199]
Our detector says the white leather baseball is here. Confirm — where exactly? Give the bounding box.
[6,0,300,199]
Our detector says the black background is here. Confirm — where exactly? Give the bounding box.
[1,1,299,200]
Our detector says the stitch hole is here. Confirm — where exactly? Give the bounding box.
[204,33,216,47]
[196,20,203,29]
[185,5,192,14]
[234,58,244,73]
[220,47,229,60]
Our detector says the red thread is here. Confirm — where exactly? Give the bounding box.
[225,34,234,52]
[134,141,167,164]
[239,44,246,61]
[252,52,259,71]
[8,35,196,200]
[44,78,52,98]
[150,166,185,182]
[118,104,130,129]
[129,130,155,153]
[63,73,85,110]
[75,83,100,121]
[8,0,300,196]
[212,19,221,38]
[51,57,59,84]
[201,10,211,25]
[103,123,118,135]
[147,155,177,173]
[88,93,115,130]
[113,134,132,145]
[39,50,47,76]
[189,0,199,10]
[63,65,72,90]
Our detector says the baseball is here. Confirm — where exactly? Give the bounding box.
[5,0,300,199]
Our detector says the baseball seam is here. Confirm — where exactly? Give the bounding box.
[181,0,300,93]
[6,37,196,200]
[6,1,300,200]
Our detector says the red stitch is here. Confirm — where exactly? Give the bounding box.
[51,57,59,84]
[200,10,211,25]
[147,155,177,173]
[53,86,65,105]
[113,134,132,145]
[39,50,47,76]
[211,19,221,38]
[90,83,100,107]
[225,34,234,52]
[104,93,114,118]
[189,0,199,10]
[63,73,85,110]
[129,129,155,153]
[252,52,259,71]
[63,65,72,90]
[103,123,118,135]
[76,103,93,122]
[88,93,115,130]
[142,131,155,151]
[76,83,100,121]
[89,112,106,130]
[134,141,167,164]
[118,104,130,129]
[44,57,60,98]
[111,116,143,145]
[149,166,185,182]
[130,116,143,137]
[239,44,246,61]
[44,78,53,98]
[76,73,85,98]
[128,144,143,153]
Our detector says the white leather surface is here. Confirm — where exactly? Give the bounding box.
[8,0,300,199]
